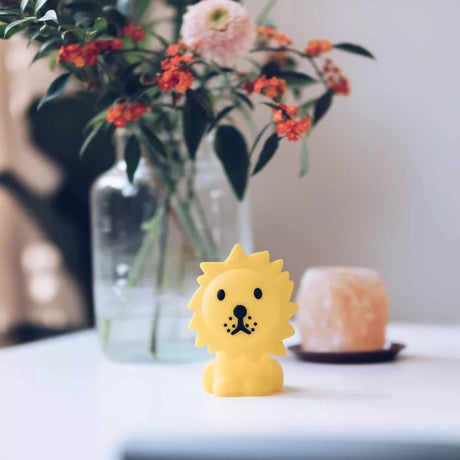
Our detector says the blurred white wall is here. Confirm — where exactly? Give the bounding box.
[247,0,460,322]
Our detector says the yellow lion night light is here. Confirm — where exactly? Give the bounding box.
[188,244,298,397]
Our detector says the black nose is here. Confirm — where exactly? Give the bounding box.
[233,305,247,319]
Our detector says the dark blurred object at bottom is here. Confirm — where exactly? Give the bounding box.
[124,436,460,460]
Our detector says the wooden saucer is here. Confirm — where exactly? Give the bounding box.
[289,342,406,364]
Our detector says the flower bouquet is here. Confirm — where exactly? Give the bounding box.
[0,0,374,360]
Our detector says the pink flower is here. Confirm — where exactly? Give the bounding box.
[180,0,255,67]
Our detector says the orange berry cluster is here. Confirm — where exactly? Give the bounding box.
[323,59,350,95]
[271,104,311,142]
[274,33,293,46]
[305,39,332,55]
[122,25,145,42]
[57,40,123,68]
[253,75,287,100]
[277,117,311,141]
[256,25,276,40]
[256,25,293,47]
[166,40,189,57]
[106,101,150,128]
[271,104,298,122]
[156,43,195,93]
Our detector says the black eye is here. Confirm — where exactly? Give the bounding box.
[217,289,225,301]
[254,288,262,299]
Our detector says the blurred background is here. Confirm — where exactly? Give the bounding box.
[249,0,460,323]
[0,0,458,347]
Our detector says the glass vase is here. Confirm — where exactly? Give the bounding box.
[90,133,253,362]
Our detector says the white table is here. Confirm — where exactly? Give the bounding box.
[1,323,459,460]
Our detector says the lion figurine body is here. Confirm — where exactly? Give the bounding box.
[188,244,298,397]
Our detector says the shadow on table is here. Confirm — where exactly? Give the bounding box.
[282,385,389,401]
[398,354,460,365]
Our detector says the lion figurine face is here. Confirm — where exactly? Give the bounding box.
[189,244,298,360]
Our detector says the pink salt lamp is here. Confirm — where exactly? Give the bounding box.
[296,267,389,352]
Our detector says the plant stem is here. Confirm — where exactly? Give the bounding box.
[177,240,187,288]
[250,46,330,91]
[126,212,161,288]
[307,56,329,90]
[145,160,213,262]
[256,0,278,25]
[193,193,219,261]
[149,158,214,262]
[111,49,163,58]
[185,161,219,260]
[169,193,211,261]
[172,1,186,42]
[238,104,258,139]
[149,197,169,356]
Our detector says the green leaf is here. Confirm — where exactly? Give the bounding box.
[0,24,7,38]
[28,28,43,44]
[37,72,71,110]
[207,105,236,133]
[60,26,86,42]
[84,109,108,134]
[38,9,57,22]
[91,16,107,36]
[313,90,334,125]
[149,31,168,47]
[4,17,36,38]
[48,50,58,69]
[183,89,210,159]
[261,61,280,78]
[252,132,279,176]
[250,122,274,157]
[31,38,60,63]
[34,0,48,14]
[79,119,106,157]
[0,8,21,17]
[133,0,151,20]
[66,1,97,11]
[300,138,309,177]
[138,119,167,160]
[233,91,254,110]
[278,71,318,88]
[124,135,141,183]
[20,0,30,12]
[203,67,234,82]
[214,125,249,200]
[333,43,375,59]
[191,87,214,118]
[298,98,317,116]
[0,14,20,23]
